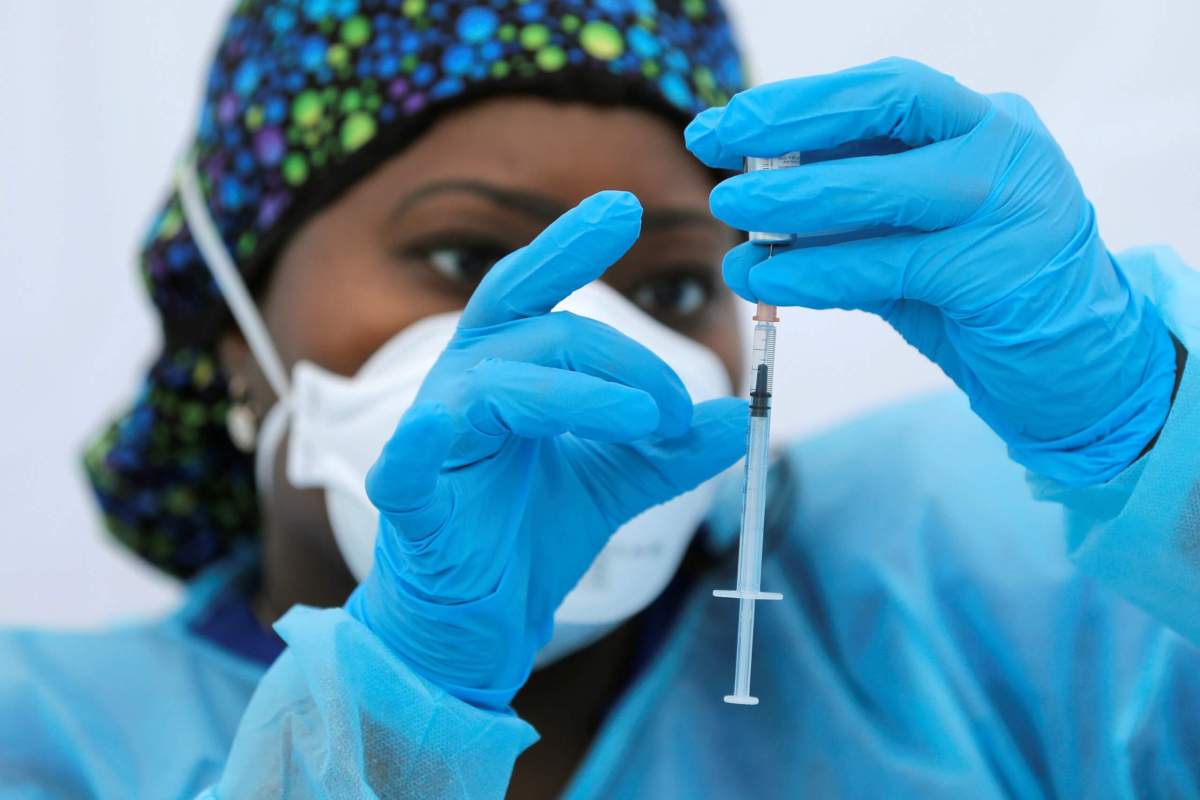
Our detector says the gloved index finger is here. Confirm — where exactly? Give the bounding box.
[459,190,643,330]
[685,57,992,168]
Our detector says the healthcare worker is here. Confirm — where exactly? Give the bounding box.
[1,0,1197,797]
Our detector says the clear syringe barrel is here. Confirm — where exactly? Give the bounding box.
[737,320,775,595]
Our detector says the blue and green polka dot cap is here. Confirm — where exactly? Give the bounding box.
[86,0,746,578]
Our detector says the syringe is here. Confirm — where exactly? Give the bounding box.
[713,301,783,705]
[713,153,800,706]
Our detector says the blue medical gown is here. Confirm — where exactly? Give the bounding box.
[1,246,1198,799]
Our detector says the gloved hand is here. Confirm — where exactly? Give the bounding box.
[346,191,747,711]
[685,57,1179,486]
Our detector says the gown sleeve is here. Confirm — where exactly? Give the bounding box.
[1029,245,1200,646]
[195,606,538,799]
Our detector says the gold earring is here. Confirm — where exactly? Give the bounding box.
[226,374,259,453]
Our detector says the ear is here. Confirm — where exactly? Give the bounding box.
[217,332,277,414]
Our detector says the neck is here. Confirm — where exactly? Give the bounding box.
[254,476,359,628]
[509,620,641,798]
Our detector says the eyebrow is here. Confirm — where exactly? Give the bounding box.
[388,179,718,233]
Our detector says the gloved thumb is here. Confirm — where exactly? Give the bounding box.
[598,396,749,525]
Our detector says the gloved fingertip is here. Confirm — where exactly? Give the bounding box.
[684,107,723,152]
[707,177,753,230]
[655,398,748,482]
[722,243,763,302]
[654,366,696,438]
[656,401,694,439]
[691,397,750,448]
[580,189,643,226]
[541,191,643,283]
[625,389,663,436]
[568,191,643,261]
[744,263,798,308]
[745,257,834,310]
[404,400,454,427]
[401,402,457,451]
[703,394,751,422]
[366,402,455,513]
[685,108,744,170]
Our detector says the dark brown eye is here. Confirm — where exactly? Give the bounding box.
[631,272,712,318]
[422,242,509,286]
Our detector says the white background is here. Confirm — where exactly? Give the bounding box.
[1,0,1197,627]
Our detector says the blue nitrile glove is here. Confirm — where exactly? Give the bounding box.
[685,57,1179,486]
[346,191,748,711]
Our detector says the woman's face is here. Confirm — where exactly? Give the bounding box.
[225,96,743,602]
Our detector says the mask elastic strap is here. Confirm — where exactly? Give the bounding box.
[175,158,291,401]
[254,402,291,505]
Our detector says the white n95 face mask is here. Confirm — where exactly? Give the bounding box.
[178,161,731,667]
